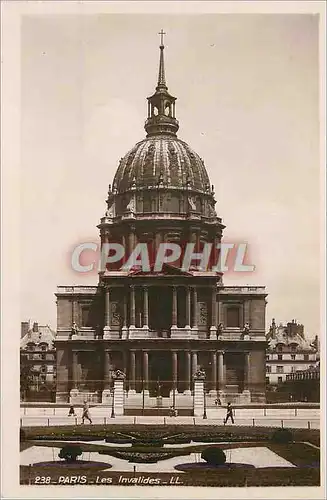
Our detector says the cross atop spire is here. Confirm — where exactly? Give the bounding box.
[158,29,166,47]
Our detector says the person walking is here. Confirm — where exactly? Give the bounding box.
[68,404,77,417]
[224,402,235,425]
[81,400,92,424]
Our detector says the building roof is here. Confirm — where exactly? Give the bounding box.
[21,324,56,350]
[266,318,316,352]
[104,36,217,219]
[113,136,211,194]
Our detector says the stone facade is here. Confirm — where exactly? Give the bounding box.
[55,38,267,407]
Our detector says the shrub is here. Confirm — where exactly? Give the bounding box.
[132,438,164,448]
[201,447,226,466]
[271,428,293,444]
[58,445,83,462]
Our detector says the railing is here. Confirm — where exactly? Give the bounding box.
[220,286,266,294]
[56,286,98,294]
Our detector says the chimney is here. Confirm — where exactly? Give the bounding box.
[21,321,29,338]
[32,322,38,332]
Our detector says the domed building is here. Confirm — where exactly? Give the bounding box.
[55,36,267,408]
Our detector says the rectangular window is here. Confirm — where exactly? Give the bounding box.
[266,366,271,373]
[291,354,296,360]
[277,366,284,374]
[265,377,270,384]
[81,306,91,327]
[277,376,283,384]
[304,354,309,361]
[278,354,283,360]
[226,306,240,328]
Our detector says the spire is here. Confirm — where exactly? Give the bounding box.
[144,30,179,137]
[157,30,167,89]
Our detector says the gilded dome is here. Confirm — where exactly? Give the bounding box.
[113,135,211,194]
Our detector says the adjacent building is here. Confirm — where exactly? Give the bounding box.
[55,37,267,407]
[266,318,318,386]
[20,321,56,400]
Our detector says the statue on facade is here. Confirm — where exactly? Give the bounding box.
[242,323,250,334]
[70,322,79,338]
[188,196,197,211]
[217,323,224,338]
[193,367,206,380]
[241,323,250,339]
[112,369,126,380]
[126,196,136,213]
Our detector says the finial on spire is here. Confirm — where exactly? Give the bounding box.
[158,29,166,47]
[157,29,167,88]
[144,31,179,137]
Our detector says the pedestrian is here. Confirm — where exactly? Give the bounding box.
[215,398,222,406]
[224,402,235,425]
[81,400,92,424]
[68,404,76,417]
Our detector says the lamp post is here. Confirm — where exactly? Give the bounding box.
[172,381,176,415]
[111,384,115,418]
[203,376,207,419]
[142,374,145,416]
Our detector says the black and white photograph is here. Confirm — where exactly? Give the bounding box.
[1,1,325,498]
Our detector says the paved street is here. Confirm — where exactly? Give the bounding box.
[20,406,320,429]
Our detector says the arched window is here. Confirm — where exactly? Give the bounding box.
[165,104,171,116]
[153,107,159,116]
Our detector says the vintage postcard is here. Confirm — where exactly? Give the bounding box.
[1,1,325,499]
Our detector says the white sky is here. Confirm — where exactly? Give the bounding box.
[20,13,320,338]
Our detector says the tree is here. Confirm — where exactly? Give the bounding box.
[20,362,34,400]
[58,445,83,462]
[201,447,226,466]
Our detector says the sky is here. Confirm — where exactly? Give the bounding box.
[20,13,320,338]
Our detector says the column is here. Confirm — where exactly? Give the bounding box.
[129,350,136,393]
[192,287,198,328]
[103,350,111,390]
[143,351,149,392]
[244,352,250,391]
[211,287,217,327]
[172,286,178,328]
[104,287,110,329]
[210,287,217,338]
[192,351,198,376]
[143,287,149,328]
[122,235,127,264]
[72,351,79,390]
[172,351,178,385]
[184,351,191,394]
[218,300,223,326]
[217,350,225,392]
[211,351,217,393]
[128,229,135,256]
[102,350,112,402]
[121,292,128,339]
[185,287,191,328]
[130,286,136,328]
